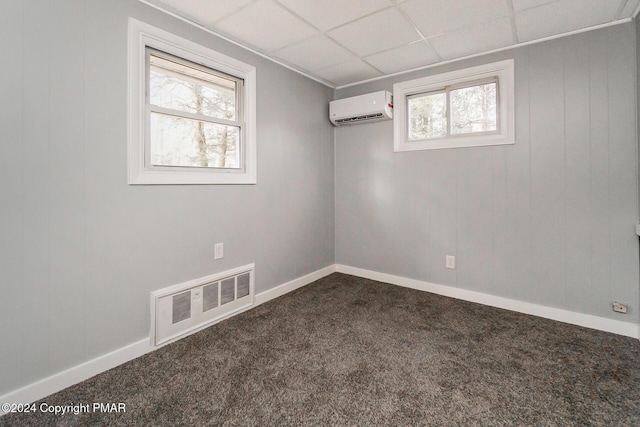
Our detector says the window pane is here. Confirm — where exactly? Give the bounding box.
[149,54,237,121]
[450,82,497,135]
[408,92,447,140]
[150,113,240,169]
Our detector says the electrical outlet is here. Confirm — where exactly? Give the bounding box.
[612,302,627,314]
[446,255,456,269]
[214,243,224,260]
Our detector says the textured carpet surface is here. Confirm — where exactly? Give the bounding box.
[2,273,640,426]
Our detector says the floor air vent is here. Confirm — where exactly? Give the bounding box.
[151,264,254,346]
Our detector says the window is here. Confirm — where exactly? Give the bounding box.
[394,60,514,152]
[128,19,256,184]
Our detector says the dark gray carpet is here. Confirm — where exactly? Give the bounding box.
[2,273,639,426]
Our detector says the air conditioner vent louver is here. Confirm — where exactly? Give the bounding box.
[335,113,384,124]
[330,91,393,126]
[151,264,255,346]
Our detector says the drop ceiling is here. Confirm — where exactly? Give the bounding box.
[144,0,640,88]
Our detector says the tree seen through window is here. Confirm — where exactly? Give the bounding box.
[148,52,241,169]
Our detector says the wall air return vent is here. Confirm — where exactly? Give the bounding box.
[151,264,254,346]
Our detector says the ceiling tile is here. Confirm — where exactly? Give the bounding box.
[327,8,421,57]
[364,41,440,74]
[215,0,318,52]
[274,36,355,72]
[429,17,514,60]
[277,0,393,31]
[147,0,253,26]
[515,0,621,42]
[314,59,382,86]
[400,0,510,37]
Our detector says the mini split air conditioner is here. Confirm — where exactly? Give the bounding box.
[329,90,393,126]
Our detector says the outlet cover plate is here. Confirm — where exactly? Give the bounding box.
[612,302,627,314]
[214,243,224,260]
[446,255,456,269]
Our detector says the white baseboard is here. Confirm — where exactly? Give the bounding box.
[0,338,152,415]
[336,264,639,339]
[254,265,336,306]
[0,264,336,416]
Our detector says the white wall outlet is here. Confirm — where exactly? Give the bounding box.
[612,302,627,314]
[214,243,224,260]
[446,255,456,269]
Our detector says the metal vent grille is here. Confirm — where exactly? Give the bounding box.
[152,264,255,346]
[221,278,235,305]
[172,291,191,324]
[237,273,250,298]
[202,282,219,312]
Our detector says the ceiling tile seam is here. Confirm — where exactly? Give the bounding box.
[313,55,382,77]
[271,33,320,54]
[507,0,520,44]
[360,58,389,76]
[360,39,434,68]
[414,19,515,46]
[267,38,364,77]
[137,0,336,88]
[516,0,559,13]
[300,33,382,76]
[211,0,259,25]
[269,0,329,38]
[425,14,519,57]
[321,5,398,34]
[274,1,399,38]
[270,33,344,63]
[269,0,394,73]
[392,2,426,39]
[615,0,630,20]
[393,1,443,63]
[322,31,387,68]
[313,33,446,77]
[633,0,640,17]
[235,0,320,52]
[422,39,442,63]
[335,17,633,90]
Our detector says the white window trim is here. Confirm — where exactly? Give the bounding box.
[393,59,514,152]
[128,18,257,184]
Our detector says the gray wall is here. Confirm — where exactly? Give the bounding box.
[637,18,640,320]
[336,23,639,324]
[0,0,335,395]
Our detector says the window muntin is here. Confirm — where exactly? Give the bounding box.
[147,49,242,170]
[408,78,498,142]
[393,59,514,152]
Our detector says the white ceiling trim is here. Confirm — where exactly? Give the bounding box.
[137,0,336,88]
[336,17,633,89]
